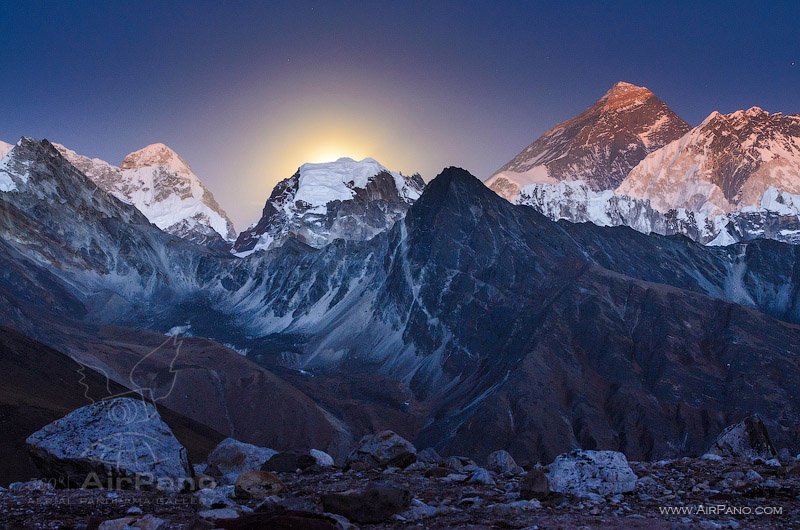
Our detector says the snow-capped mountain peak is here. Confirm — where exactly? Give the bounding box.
[120,143,193,175]
[233,156,424,254]
[618,107,800,216]
[485,81,690,199]
[54,142,237,247]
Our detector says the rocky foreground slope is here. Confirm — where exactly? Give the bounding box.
[3,400,799,529]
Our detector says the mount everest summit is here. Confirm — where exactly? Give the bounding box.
[486,81,691,197]
[487,82,800,245]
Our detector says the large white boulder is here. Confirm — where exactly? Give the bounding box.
[546,450,637,497]
[26,397,192,492]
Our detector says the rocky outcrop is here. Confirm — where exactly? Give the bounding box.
[345,431,417,470]
[26,397,192,492]
[707,415,778,460]
[546,450,637,498]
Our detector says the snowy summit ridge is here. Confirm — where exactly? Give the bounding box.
[56,142,236,248]
[233,156,424,254]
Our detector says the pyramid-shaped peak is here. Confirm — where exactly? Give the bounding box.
[600,81,655,109]
[120,143,192,172]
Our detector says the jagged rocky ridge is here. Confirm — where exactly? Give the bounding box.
[513,180,800,245]
[54,141,236,249]
[2,139,800,467]
[233,157,424,254]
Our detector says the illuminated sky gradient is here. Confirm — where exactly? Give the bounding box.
[1,1,798,228]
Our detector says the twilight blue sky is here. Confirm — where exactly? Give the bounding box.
[1,1,798,228]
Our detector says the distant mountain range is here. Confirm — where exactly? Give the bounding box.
[1,137,800,469]
[487,82,800,245]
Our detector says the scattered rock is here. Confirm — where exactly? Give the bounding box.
[745,469,763,482]
[487,450,523,475]
[234,470,286,499]
[98,515,168,530]
[8,480,54,494]
[321,484,412,523]
[468,467,496,486]
[256,494,318,513]
[403,461,431,473]
[520,468,551,500]
[546,450,637,497]
[445,455,476,472]
[310,449,335,467]
[707,415,777,460]
[416,447,443,465]
[198,508,240,521]
[125,506,143,515]
[701,453,724,461]
[396,498,451,521]
[215,509,343,529]
[25,397,192,492]
[207,438,277,485]
[262,450,318,473]
[345,431,417,470]
[424,466,450,478]
[195,485,236,509]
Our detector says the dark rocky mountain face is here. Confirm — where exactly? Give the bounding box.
[1,141,800,468]
[485,82,690,198]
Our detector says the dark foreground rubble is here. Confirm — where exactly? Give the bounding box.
[2,455,800,529]
[6,402,799,529]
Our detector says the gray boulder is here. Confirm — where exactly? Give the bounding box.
[486,450,523,475]
[207,437,277,485]
[26,397,192,492]
[262,450,318,473]
[546,450,637,497]
[416,447,443,465]
[346,431,417,470]
[707,415,777,460]
[321,484,412,523]
[310,448,335,467]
